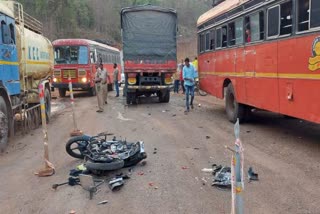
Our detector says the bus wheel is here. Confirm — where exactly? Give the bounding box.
[59,88,66,97]
[225,84,246,123]
[89,87,96,96]
[0,97,9,151]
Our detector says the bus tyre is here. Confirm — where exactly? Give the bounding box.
[163,89,170,103]
[45,87,51,123]
[126,92,136,104]
[225,84,246,123]
[89,87,96,96]
[0,97,9,151]
[59,88,66,97]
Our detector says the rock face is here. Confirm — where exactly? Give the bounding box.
[0,111,8,151]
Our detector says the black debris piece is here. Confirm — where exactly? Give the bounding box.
[248,167,259,182]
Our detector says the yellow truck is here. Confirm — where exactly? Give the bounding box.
[0,1,54,150]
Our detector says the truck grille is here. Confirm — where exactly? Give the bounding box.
[62,70,77,79]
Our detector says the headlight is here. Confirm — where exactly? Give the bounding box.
[81,77,87,83]
[128,77,136,85]
[53,78,57,82]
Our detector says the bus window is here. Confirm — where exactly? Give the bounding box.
[310,0,320,28]
[216,28,222,48]
[280,1,293,35]
[222,25,227,47]
[245,17,251,43]
[199,33,205,52]
[297,0,309,31]
[250,12,264,41]
[235,18,243,45]
[210,29,215,50]
[205,31,210,51]
[267,5,280,38]
[90,51,96,63]
[228,22,236,46]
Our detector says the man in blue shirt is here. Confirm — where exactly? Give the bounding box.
[183,58,196,113]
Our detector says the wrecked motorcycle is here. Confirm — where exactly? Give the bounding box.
[66,132,147,173]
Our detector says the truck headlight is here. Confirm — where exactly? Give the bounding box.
[81,77,87,83]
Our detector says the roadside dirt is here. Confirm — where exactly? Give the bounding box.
[0,89,319,214]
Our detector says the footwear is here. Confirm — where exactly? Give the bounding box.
[115,95,119,97]
[96,110,103,113]
[191,104,194,109]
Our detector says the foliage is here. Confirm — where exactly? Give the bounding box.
[17,0,212,45]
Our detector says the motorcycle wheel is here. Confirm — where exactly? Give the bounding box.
[66,136,90,159]
[85,158,124,171]
[124,152,147,167]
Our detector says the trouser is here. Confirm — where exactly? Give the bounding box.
[181,80,185,93]
[174,80,180,93]
[185,85,194,110]
[114,81,119,96]
[103,84,108,103]
[96,83,104,111]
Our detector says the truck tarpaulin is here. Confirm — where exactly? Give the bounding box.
[121,5,177,61]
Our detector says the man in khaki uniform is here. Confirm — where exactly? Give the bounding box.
[94,64,107,112]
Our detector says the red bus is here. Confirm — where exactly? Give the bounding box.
[52,39,121,97]
[197,0,320,123]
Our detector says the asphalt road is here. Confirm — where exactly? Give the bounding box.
[0,89,319,214]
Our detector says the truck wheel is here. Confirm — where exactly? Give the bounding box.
[89,87,96,96]
[0,97,9,151]
[126,93,136,105]
[163,90,170,103]
[225,83,246,123]
[45,87,51,123]
[126,93,131,104]
[108,83,114,92]
[59,88,66,97]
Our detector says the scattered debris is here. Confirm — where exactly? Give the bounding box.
[148,113,151,116]
[201,168,213,173]
[79,174,104,199]
[198,103,201,107]
[181,166,188,170]
[154,186,159,190]
[194,147,200,150]
[52,177,80,190]
[137,171,144,176]
[140,161,147,166]
[206,136,211,139]
[153,148,157,154]
[172,114,176,117]
[69,210,76,214]
[148,182,154,187]
[212,165,231,189]
[117,112,132,121]
[198,126,203,129]
[109,177,124,191]
[97,200,108,205]
[248,167,259,182]
[246,130,251,133]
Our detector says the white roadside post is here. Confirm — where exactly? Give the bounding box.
[35,82,55,177]
[68,73,83,136]
[226,118,244,214]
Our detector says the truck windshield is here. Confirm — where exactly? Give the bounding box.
[54,46,88,65]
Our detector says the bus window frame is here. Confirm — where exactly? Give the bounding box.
[279,0,293,38]
[267,4,281,40]
[243,10,265,45]
[209,28,215,50]
[215,27,222,50]
[310,0,320,29]
[205,31,210,51]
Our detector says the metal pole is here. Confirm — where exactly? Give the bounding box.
[231,119,244,214]
[35,83,54,177]
[68,73,82,136]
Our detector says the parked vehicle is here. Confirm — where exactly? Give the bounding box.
[66,132,147,174]
[121,5,177,104]
[0,1,53,149]
[197,0,320,123]
[52,39,121,97]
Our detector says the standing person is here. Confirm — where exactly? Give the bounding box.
[94,64,107,112]
[100,64,108,104]
[113,63,120,97]
[183,58,196,113]
[173,65,180,93]
[179,59,185,94]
